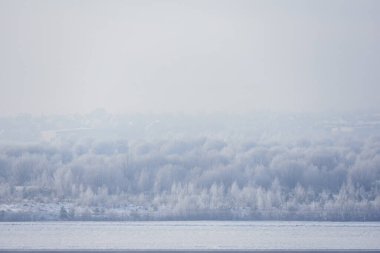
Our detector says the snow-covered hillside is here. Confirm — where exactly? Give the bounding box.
[1,112,380,221]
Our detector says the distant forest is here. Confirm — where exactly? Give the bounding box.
[0,113,380,221]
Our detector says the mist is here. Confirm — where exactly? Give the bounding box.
[1,0,380,115]
[1,0,380,221]
[1,112,380,221]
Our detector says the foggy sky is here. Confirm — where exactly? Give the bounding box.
[0,0,379,115]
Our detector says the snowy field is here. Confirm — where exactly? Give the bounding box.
[1,221,380,250]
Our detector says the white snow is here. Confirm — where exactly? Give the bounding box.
[0,221,380,250]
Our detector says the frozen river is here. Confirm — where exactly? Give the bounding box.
[1,221,380,250]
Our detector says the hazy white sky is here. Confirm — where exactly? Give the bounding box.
[0,0,379,115]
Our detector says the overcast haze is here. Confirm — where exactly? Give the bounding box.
[0,0,379,115]
[1,0,380,222]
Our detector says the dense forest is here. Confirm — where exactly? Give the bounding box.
[0,113,379,221]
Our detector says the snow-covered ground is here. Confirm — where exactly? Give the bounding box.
[0,201,149,221]
[1,221,380,250]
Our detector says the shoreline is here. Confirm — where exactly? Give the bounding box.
[1,250,380,253]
